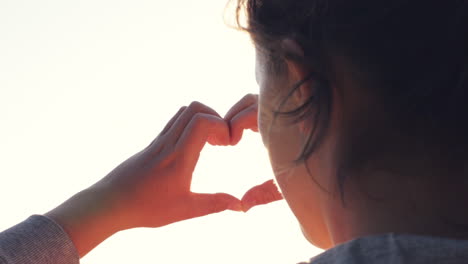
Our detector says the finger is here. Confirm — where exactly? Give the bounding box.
[224,94,258,121]
[175,113,230,167]
[159,106,187,136]
[166,101,222,145]
[242,183,282,212]
[147,106,187,151]
[186,193,243,219]
[241,179,283,212]
[229,104,259,146]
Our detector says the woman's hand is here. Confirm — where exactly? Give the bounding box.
[224,94,283,212]
[46,95,282,258]
[46,101,243,257]
[100,101,244,228]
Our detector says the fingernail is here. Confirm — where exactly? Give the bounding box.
[228,201,243,212]
[241,201,252,212]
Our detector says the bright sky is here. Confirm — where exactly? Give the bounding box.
[0,1,323,263]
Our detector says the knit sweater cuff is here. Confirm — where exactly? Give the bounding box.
[0,215,79,264]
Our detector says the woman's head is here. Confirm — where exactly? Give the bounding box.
[236,0,468,247]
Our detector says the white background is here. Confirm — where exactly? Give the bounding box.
[0,0,322,263]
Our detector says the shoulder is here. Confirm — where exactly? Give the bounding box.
[305,233,468,264]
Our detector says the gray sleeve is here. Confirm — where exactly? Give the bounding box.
[0,215,79,264]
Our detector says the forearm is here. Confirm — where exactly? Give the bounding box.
[45,185,125,258]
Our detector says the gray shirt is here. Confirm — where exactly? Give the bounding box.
[306,233,468,264]
[2,215,468,264]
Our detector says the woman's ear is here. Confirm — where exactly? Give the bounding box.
[281,39,313,104]
[284,61,313,105]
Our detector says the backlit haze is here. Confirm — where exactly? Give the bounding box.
[0,1,323,263]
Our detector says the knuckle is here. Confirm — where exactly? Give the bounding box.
[245,93,258,103]
[191,113,210,129]
[193,113,216,124]
[192,112,206,123]
[188,101,204,111]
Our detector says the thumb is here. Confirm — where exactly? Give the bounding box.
[188,193,243,219]
[241,179,283,212]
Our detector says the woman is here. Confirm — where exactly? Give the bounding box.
[3,0,468,263]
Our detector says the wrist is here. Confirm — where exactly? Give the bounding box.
[45,185,125,258]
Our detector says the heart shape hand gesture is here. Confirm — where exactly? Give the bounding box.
[98,94,283,230]
[223,94,283,212]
